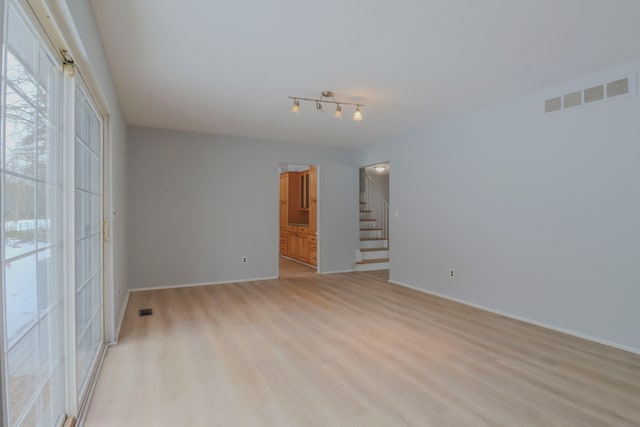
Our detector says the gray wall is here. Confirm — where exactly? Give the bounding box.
[65,0,129,340]
[127,127,358,289]
[355,62,640,352]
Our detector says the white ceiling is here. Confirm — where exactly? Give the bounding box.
[90,0,640,147]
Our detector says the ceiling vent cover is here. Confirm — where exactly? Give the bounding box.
[545,97,562,113]
[607,78,629,98]
[584,85,605,103]
[563,91,582,109]
[545,75,633,113]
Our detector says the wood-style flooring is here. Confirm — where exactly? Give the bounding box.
[279,257,317,278]
[84,271,640,426]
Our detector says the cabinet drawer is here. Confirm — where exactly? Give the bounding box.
[280,231,288,239]
[287,226,297,233]
[280,243,288,255]
[309,244,317,252]
[297,226,309,234]
[308,235,317,244]
[310,253,317,266]
[280,236,288,244]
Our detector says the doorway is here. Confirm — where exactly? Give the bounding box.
[278,164,318,278]
[356,162,390,272]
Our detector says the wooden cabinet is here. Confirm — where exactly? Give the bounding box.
[279,173,289,228]
[279,231,288,256]
[300,171,310,210]
[288,227,310,263]
[309,234,317,266]
[280,168,317,266]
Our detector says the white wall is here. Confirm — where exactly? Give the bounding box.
[127,127,358,289]
[365,168,389,202]
[356,63,640,353]
[64,0,129,340]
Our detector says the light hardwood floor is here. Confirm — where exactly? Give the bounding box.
[279,257,317,278]
[85,272,640,426]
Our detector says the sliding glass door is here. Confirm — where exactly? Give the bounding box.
[1,2,65,426]
[2,1,107,424]
[74,83,103,401]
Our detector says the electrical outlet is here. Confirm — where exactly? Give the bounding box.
[242,257,248,264]
[449,269,455,278]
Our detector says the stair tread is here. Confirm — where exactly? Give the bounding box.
[357,258,389,264]
[360,238,387,241]
[360,247,389,252]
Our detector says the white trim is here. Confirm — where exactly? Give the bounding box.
[130,276,280,293]
[320,269,355,275]
[0,2,6,424]
[75,343,107,427]
[61,39,78,418]
[31,0,110,116]
[112,289,129,344]
[280,255,316,270]
[102,112,115,343]
[388,280,640,356]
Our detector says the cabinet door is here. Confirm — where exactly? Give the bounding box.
[309,166,317,234]
[288,233,297,259]
[300,171,310,210]
[298,235,310,263]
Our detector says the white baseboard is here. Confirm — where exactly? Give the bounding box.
[112,290,130,344]
[130,276,279,293]
[388,279,640,356]
[320,269,355,275]
[76,343,109,427]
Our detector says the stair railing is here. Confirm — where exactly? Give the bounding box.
[362,174,389,240]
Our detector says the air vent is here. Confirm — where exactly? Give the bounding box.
[607,78,629,98]
[545,97,561,113]
[563,91,582,109]
[545,74,634,113]
[139,308,153,317]
[584,85,604,103]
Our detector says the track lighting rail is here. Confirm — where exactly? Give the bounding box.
[289,91,364,121]
[287,96,363,108]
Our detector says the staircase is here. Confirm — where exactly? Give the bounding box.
[356,175,389,271]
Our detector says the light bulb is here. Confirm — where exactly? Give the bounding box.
[353,106,363,121]
[291,99,300,113]
[333,104,342,119]
[375,166,385,172]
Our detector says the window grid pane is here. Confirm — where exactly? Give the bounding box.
[74,84,103,400]
[1,2,64,426]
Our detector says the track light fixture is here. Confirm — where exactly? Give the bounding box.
[289,91,364,121]
[353,105,363,121]
[333,104,343,119]
[291,98,300,113]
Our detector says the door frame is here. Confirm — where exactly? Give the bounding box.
[276,162,319,275]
